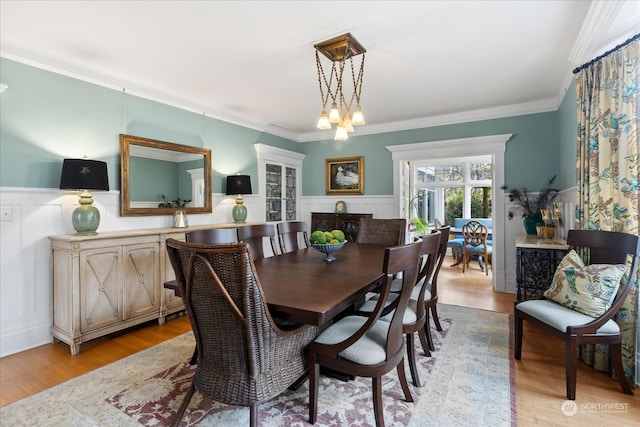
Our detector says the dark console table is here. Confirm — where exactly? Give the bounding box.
[311,212,373,242]
[515,234,570,301]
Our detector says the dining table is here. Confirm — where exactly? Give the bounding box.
[253,243,387,327]
[164,242,389,328]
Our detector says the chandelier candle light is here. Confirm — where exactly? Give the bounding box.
[314,33,366,141]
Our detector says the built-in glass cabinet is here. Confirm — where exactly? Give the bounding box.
[256,144,304,223]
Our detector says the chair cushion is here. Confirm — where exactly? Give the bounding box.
[543,250,626,317]
[516,299,620,334]
[314,316,391,365]
[465,244,492,253]
[447,238,464,247]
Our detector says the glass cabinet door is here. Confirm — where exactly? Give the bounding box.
[266,164,282,222]
[284,167,296,221]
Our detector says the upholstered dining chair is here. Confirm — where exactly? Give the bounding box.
[461,220,492,275]
[236,223,278,259]
[356,231,441,386]
[276,221,310,254]
[515,229,640,400]
[166,239,318,427]
[308,240,422,427]
[185,227,237,244]
[356,218,406,246]
[422,226,451,354]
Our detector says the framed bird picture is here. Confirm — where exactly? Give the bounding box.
[325,156,364,195]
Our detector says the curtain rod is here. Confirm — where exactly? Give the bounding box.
[572,32,640,74]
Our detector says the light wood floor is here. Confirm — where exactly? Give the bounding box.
[1,256,638,426]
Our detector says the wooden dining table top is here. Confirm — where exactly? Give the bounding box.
[253,243,387,327]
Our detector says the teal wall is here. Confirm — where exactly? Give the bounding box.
[302,112,559,195]
[1,57,572,197]
[557,81,578,190]
[0,58,301,193]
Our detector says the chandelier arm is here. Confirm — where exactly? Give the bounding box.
[354,53,365,104]
[315,52,328,108]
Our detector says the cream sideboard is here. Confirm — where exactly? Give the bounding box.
[49,223,248,355]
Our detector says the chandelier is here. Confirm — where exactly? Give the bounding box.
[314,33,366,140]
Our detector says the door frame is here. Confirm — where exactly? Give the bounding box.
[386,134,512,292]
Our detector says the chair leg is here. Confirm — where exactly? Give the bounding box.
[424,322,434,353]
[396,358,414,402]
[171,382,195,427]
[565,339,578,400]
[514,310,523,360]
[249,403,258,427]
[423,315,434,353]
[189,346,198,365]
[406,332,421,386]
[431,305,442,331]
[308,353,319,424]
[610,343,634,395]
[372,376,385,427]
[417,323,431,357]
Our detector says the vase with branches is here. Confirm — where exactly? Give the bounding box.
[503,176,559,234]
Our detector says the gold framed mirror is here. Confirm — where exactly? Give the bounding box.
[119,134,212,216]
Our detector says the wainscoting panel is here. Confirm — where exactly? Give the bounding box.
[0,187,252,357]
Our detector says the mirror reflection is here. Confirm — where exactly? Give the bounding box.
[120,134,212,216]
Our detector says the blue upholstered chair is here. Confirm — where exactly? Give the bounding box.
[461,220,492,275]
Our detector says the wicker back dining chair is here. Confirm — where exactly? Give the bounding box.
[461,220,492,275]
[236,223,278,259]
[515,229,639,400]
[355,218,406,246]
[308,240,422,427]
[276,221,310,254]
[166,239,318,427]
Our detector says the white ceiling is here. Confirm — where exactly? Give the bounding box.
[1,1,639,142]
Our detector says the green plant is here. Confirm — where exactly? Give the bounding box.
[411,217,429,235]
[158,195,191,208]
[503,176,559,220]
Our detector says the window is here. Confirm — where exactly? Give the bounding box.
[411,156,492,226]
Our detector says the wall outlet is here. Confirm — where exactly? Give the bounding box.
[1,206,13,221]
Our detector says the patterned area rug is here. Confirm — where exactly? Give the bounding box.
[0,304,516,426]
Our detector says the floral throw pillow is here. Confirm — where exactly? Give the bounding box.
[543,250,626,318]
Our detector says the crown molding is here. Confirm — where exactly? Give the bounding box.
[569,0,624,67]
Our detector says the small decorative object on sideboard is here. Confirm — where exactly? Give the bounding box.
[503,175,559,235]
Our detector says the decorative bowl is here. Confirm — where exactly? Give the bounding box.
[310,242,346,263]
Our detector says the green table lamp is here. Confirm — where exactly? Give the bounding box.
[59,158,110,235]
[226,175,252,223]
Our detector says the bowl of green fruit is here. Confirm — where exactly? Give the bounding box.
[309,229,346,263]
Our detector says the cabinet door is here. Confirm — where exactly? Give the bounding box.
[80,247,122,332]
[257,144,304,223]
[266,163,283,222]
[123,243,159,319]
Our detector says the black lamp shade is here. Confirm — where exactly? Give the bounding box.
[59,159,110,191]
[226,175,252,195]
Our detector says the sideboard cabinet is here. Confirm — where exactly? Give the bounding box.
[49,223,243,354]
[515,234,570,301]
[310,212,373,242]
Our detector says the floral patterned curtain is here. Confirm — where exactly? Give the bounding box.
[575,35,639,386]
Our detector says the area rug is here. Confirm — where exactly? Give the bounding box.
[0,304,516,426]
